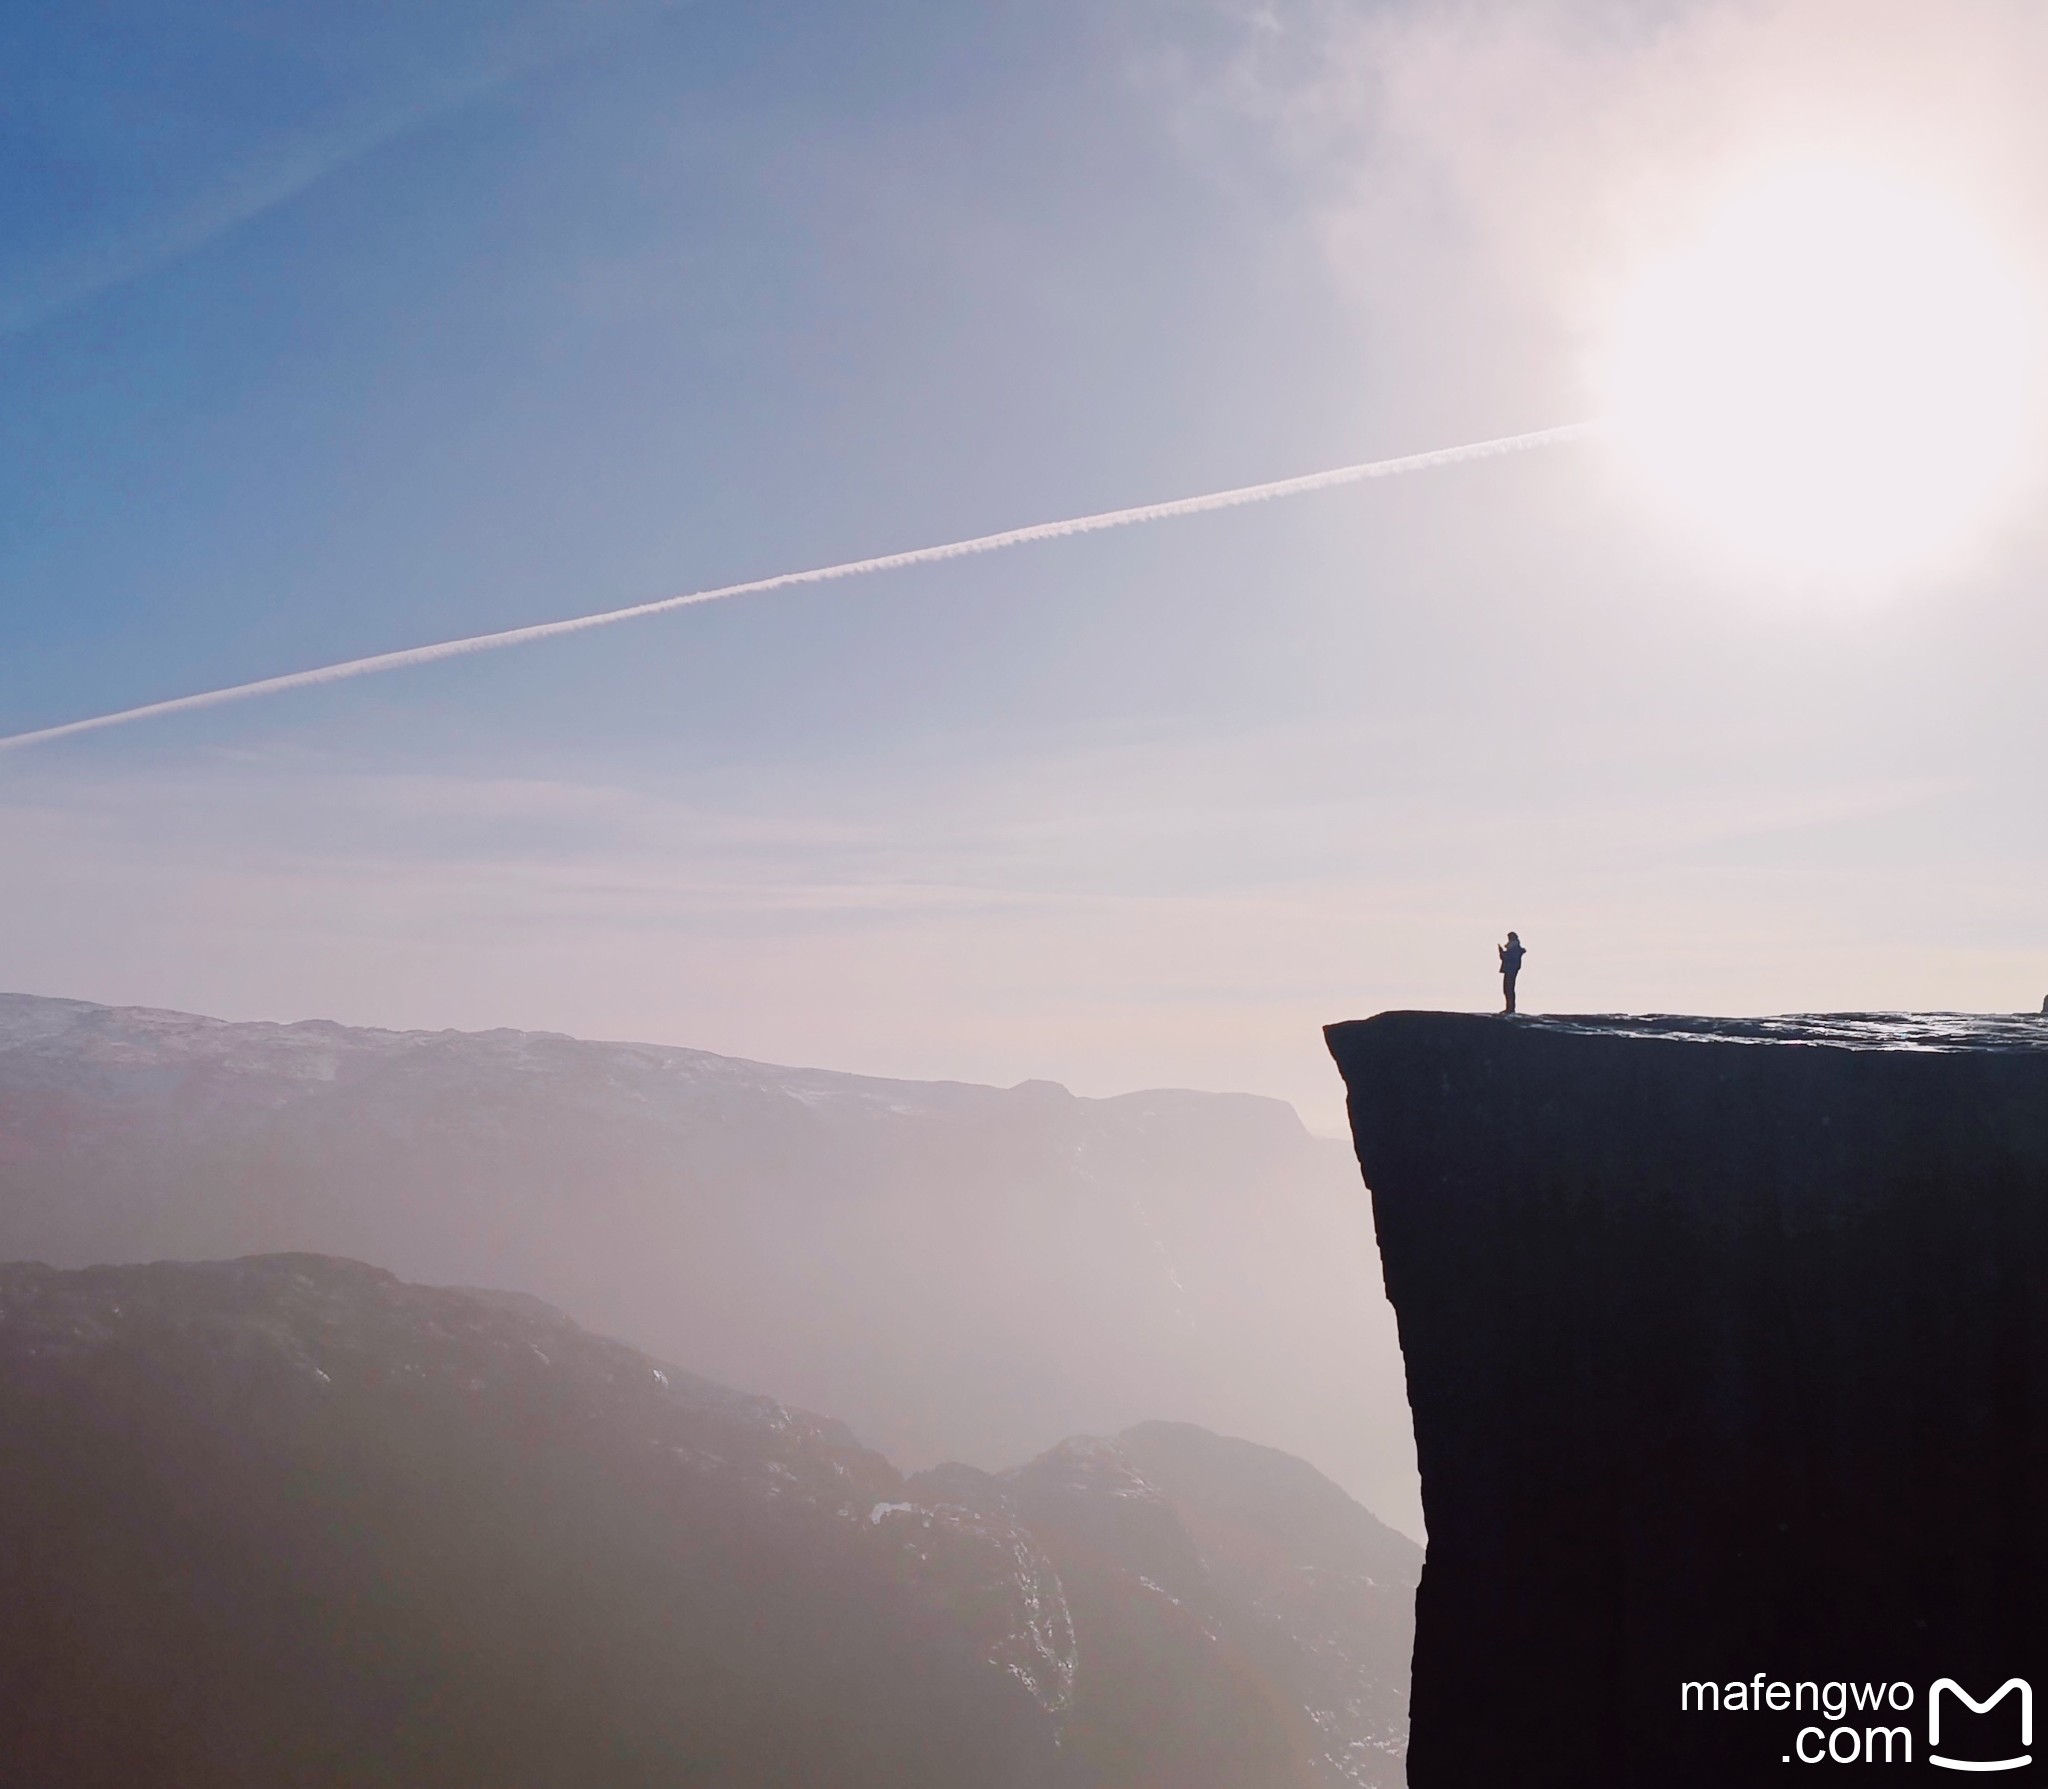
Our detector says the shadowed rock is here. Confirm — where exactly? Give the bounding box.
[1326,1011,2048,1787]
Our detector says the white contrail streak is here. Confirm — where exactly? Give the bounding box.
[0,419,1597,753]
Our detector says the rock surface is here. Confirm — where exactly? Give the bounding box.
[0,1253,1418,1788]
[1327,1010,2048,1787]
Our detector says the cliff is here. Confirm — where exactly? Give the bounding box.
[1326,1012,2048,1787]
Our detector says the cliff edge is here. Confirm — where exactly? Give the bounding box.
[1326,1011,2048,1786]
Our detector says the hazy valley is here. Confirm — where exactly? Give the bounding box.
[0,991,1420,1785]
[0,991,1418,1534]
[0,1253,1417,1787]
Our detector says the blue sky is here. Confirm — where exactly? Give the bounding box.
[5,0,2048,1126]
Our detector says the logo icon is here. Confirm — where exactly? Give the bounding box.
[1930,1678,2033,1773]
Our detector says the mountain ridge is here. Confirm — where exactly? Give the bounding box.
[0,989,1420,1534]
[0,1251,1417,1788]
[0,990,1316,1131]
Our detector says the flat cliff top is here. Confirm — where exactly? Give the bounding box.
[1322,1005,2048,1784]
[1328,1010,2048,1053]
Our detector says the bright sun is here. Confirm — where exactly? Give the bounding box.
[1601,163,2037,582]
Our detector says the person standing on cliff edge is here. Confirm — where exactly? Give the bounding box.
[1498,932,1526,1014]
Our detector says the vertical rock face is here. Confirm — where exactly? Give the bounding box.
[1327,1012,2048,1788]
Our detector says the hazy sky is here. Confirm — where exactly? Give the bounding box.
[6,0,2048,1129]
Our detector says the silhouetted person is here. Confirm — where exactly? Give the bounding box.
[1498,932,1526,1015]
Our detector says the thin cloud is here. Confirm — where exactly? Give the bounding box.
[0,421,1595,751]
[0,75,496,340]
[0,2,681,341]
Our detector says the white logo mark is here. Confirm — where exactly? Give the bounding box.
[1930,1678,2033,1773]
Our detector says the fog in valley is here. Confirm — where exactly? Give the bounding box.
[0,992,1422,1786]
[0,991,1419,1537]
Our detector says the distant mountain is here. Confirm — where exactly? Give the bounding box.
[0,1255,1418,1788]
[0,992,1418,1532]
[913,1423,1418,1787]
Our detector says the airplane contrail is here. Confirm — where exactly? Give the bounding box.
[0,419,1598,753]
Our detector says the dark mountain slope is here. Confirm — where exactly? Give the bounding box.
[0,1254,1058,1789]
[0,1255,1417,1789]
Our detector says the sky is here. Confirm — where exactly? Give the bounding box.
[6,0,2048,1131]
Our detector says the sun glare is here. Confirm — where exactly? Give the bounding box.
[1602,164,2037,583]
